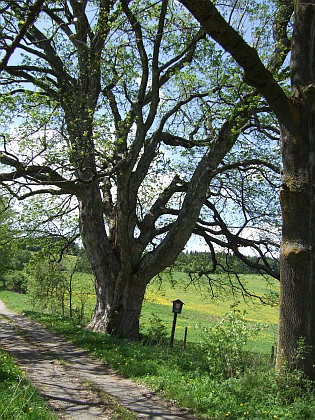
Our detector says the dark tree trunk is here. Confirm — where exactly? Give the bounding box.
[86,273,147,341]
[276,1,315,380]
[277,123,315,379]
[77,177,150,340]
[78,181,120,331]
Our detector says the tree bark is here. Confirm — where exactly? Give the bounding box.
[276,1,315,379]
[86,271,147,341]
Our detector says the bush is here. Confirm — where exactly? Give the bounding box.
[26,254,68,314]
[142,314,169,345]
[200,310,265,379]
[4,271,27,294]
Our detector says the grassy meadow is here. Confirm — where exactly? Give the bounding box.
[142,272,279,353]
[1,270,280,352]
[1,269,280,353]
[3,271,315,419]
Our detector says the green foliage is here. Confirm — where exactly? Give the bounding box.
[9,248,32,271]
[0,349,57,419]
[24,251,94,321]
[26,252,69,314]
[3,271,27,294]
[74,250,92,274]
[142,313,169,345]
[199,310,266,379]
[0,195,16,279]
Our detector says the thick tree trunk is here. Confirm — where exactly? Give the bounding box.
[86,270,147,341]
[78,179,149,341]
[276,1,315,380]
[114,280,146,339]
[78,181,121,330]
[277,126,315,379]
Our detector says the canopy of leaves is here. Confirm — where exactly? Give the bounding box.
[0,0,286,280]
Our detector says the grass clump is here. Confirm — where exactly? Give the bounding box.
[0,348,57,419]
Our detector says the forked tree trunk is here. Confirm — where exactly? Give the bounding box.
[87,275,147,340]
[78,180,149,341]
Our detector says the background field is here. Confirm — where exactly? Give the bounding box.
[0,271,279,354]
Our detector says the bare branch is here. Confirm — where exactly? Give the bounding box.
[136,174,186,253]
[0,152,79,195]
[212,159,281,177]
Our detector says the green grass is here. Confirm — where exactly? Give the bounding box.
[4,309,314,420]
[4,273,315,419]
[0,348,58,419]
[0,290,29,312]
[142,273,279,354]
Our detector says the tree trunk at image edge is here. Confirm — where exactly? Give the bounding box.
[276,2,315,380]
[277,123,315,380]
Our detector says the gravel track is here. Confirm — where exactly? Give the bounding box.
[0,300,194,420]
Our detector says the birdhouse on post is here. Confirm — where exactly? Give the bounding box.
[172,299,184,314]
[170,299,184,347]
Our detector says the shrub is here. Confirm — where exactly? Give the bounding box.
[200,310,265,379]
[26,254,68,314]
[143,314,169,345]
[3,271,27,294]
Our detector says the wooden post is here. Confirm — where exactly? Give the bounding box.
[269,345,275,364]
[183,326,188,349]
[170,312,178,347]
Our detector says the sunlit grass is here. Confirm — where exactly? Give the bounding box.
[141,273,279,352]
[0,271,279,352]
[2,278,315,420]
[0,348,58,419]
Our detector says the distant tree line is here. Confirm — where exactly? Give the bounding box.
[174,251,279,277]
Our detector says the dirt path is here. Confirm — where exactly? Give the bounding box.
[0,300,194,420]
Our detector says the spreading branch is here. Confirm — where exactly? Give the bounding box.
[0,0,46,72]
[178,0,296,130]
